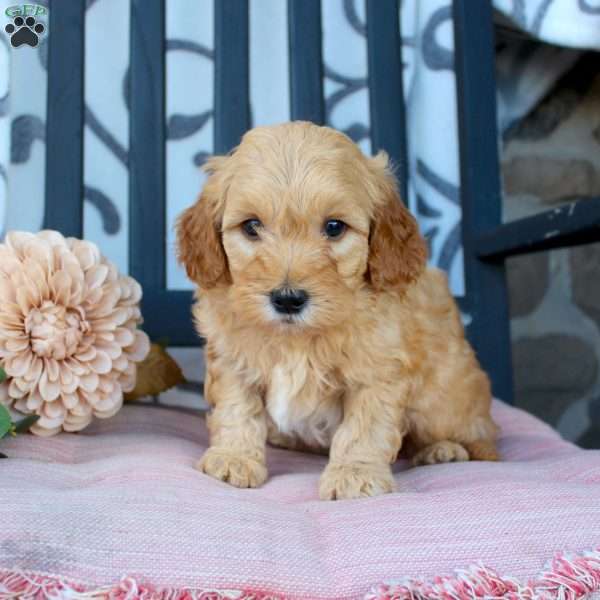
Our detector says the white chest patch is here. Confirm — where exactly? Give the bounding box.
[267,365,296,434]
[265,362,342,449]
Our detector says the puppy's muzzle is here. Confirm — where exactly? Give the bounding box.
[270,288,309,315]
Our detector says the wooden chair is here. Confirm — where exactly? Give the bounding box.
[41,0,600,404]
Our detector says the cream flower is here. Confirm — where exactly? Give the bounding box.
[0,230,150,435]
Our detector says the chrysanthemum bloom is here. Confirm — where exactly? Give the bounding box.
[0,230,150,435]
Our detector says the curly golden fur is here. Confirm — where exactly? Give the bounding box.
[176,122,499,500]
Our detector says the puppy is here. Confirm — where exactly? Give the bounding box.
[177,122,499,500]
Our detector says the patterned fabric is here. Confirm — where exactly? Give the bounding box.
[0,400,599,598]
[495,0,600,50]
[402,1,464,294]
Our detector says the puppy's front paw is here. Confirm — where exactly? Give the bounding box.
[197,448,267,488]
[319,462,394,500]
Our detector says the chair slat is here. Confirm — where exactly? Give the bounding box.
[141,290,203,346]
[366,0,408,202]
[453,0,514,403]
[44,0,85,237]
[476,198,600,259]
[288,0,324,124]
[129,0,173,341]
[215,0,250,153]
[129,0,165,289]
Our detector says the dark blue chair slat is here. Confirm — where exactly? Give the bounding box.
[141,290,202,346]
[129,0,165,290]
[128,0,199,344]
[44,0,85,238]
[453,0,514,403]
[215,0,249,153]
[288,0,324,124]
[476,198,600,258]
[366,0,408,203]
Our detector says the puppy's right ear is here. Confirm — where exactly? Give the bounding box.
[176,157,230,289]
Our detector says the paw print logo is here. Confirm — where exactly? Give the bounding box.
[5,15,45,48]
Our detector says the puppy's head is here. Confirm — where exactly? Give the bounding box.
[177,122,426,332]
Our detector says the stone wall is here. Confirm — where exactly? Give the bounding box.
[501,53,600,447]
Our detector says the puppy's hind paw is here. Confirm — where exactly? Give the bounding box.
[197,448,267,488]
[464,439,499,462]
[411,441,469,467]
[319,462,394,500]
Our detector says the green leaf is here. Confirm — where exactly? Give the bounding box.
[0,365,6,384]
[13,414,39,434]
[0,404,12,439]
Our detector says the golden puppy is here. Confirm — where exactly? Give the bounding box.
[177,121,499,500]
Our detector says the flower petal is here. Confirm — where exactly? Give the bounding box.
[88,284,121,318]
[44,357,60,382]
[5,352,32,378]
[61,393,79,410]
[62,377,80,395]
[14,396,28,412]
[26,391,43,411]
[50,270,72,306]
[71,239,100,271]
[31,423,62,436]
[64,358,86,376]
[84,264,109,292]
[125,331,151,363]
[6,231,36,256]
[79,371,99,393]
[15,286,34,315]
[25,357,43,383]
[63,415,91,432]
[94,389,122,417]
[35,413,65,431]
[114,327,134,348]
[112,354,128,372]
[76,346,96,362]
[39,369,61,402]
[96,340,122,360]
[70,399,92,417]
[37,230,69,248]
[90,350,112,375]
[43,400,66,419]
[5,337,29,353]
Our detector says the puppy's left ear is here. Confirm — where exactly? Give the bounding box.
[367,152,428,293]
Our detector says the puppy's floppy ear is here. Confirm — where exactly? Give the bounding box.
[367,152,428,293]
[176,157,231,289]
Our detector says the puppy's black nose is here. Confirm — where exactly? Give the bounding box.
[270,288,309,315]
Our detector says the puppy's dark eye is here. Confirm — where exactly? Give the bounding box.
[323,219,347,240]
[241,218,262,240]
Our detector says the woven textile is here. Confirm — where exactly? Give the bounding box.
[0,400,599,599]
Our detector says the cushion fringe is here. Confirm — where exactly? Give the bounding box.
[366,549,600,600]
[0,572,279,600]
[1,549,599,600]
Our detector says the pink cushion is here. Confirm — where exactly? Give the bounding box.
[0,400,599,599]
